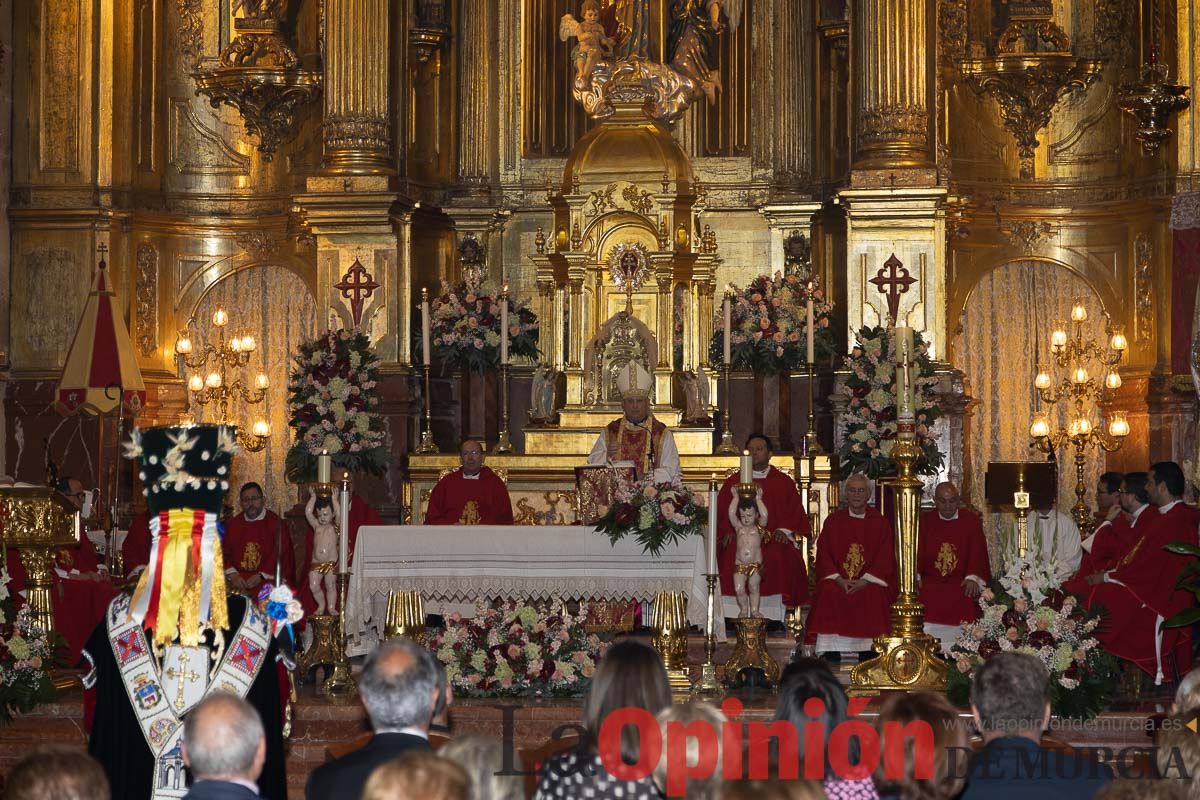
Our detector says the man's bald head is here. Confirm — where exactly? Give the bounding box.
[934,482,961,520]
[182,692,265,782]
[359,639,441,733]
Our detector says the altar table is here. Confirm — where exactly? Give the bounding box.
[345,525,712,653]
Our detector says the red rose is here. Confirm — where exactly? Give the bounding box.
[1001,609,1026,630]
[1028,630,1055,649]
[1041,589,1065,610]
[614,504,638,527]
[978,639,1001,659]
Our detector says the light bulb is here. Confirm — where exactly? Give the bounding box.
[205,372,222,389]
[1105,370,1122,390]
[212,309,228,327]
[175,336,192,355]
[1030,414,1050,439]
[252,419,271,437]
[188,374,204,392]
[1050,321,1068,349]
[1034,369,1052,390]
[1069,417,1092,437]
[255,373,269,390]
[1108,412,1130,438]
[1071,300,1088,323]
[1071,366,1089,385]
[229,336,242,352]
[240,335,256,352]
[1110,328,1128,353]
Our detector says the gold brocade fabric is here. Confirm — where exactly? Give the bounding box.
[954,261,1106,571]
[842,543,865,579]
[934,542,958,577]
[191,267,317,514]
[458,501,481,525]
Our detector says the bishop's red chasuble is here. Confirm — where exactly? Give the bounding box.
[716,467,810,606]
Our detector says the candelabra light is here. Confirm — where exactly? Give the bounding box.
[175,308,272,452]
[1029,298,1129,535]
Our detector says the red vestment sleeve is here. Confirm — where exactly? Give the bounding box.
[485,472,514,525]
[424,478,453,525]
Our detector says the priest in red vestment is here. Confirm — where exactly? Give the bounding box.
[1064,472,1154,597]
[717,433,809,613]
[918,482,990,652]
[803,473,894,660]
[586,362,681,483]
[1084,464,1196,683]
[222,481,295,593]
[425,439,514,525]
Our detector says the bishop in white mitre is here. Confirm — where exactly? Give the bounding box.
[587,363,681,483]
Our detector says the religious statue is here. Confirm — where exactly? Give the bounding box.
[560,0,616,91]
[728,488,769,618]
[679,368,711,423]
[667,0,743,104]
[305,492,341,615]
[529,363,560,424]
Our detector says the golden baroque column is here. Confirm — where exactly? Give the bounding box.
[851,0,932,174]
[322,0,394,175]
[456,0,494,189]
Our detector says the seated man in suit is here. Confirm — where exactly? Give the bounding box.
[961,651,1112,799]
[305,639,440,800]
[182,693,268,800]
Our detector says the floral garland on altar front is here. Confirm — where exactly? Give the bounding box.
[426,280,540,374]
[0,568,60,723]
[427,599,607,698]
[838,325,943,478]
[284,329,390,482]
[709,272,837,375]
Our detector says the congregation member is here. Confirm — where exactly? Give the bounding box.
[1065,471,1155,595]
[438,735,524,800]
[4,745,111,800]
[1156,713,1200,797]
[360,752,470,800]
[586,362,681,482]
[533,640,670,800]
[803,473,894,661]
[651,702,727,800]
[917,481,990,653]
[306,638,440,800]
[1028,497,1083,582]
[181,693,268,800]
[424,439,514,525]
[223,481,295,593]
[716,433,810,615]
[872,691,967,800]
[961,651,1111,799]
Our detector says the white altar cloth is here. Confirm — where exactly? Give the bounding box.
[345,525,713,653]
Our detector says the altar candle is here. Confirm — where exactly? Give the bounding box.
[722,295,732,364]
[421,288,432,366]
[338,473,351,573]
[740,450,752,484]
[707,477,719,574]
[317,450,331,484]
[500,285,510,365]
[806,288,815,364]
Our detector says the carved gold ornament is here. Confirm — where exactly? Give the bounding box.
[1117,56,1191,156]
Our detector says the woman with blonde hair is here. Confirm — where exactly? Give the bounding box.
[361,751,470,800]
[652,701,727,800]
[439,735,523,800]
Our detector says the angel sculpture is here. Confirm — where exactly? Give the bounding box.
[560,0,616,90]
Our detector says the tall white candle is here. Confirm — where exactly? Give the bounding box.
[806,289,815,364]
[421,288,432,366]
[338,474,351,573]
[500,286,509,365]
[722,296,732,364]
[707,479,718,574]
[739,451,752,484]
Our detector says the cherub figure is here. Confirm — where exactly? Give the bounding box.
[305,492,342,615]
[560,0,615,90]
[727,488,769,618]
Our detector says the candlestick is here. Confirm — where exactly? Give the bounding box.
[715,364,737,454]
[420,287,432,367]
[707,478,718,574]
[317,450,331,484]
[323,570,356,696]
[495,363,514,453]
[500,286,509,365]
[806,290,815,365]
[416,363,438,453]
[739,451,752,484]
[722,294,732,365]
[692,573,721,696]
[337,473,351,573]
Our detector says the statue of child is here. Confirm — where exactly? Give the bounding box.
[727,487,769,618]
[560,0,615,90]
[305,492,341,615]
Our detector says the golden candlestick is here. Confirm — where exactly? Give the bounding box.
[692,573,722,696]
[715,364,738,454]
[416,363,438,454]
[850,424,947,695]
[801,361,823,456]
[322,571,356,695]
[495,363,514,453]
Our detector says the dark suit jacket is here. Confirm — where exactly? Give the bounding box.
[960,736,1113,800]
[183,780,260,800]
[305,732,431,800]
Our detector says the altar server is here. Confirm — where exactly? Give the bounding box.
[425,439,514,525]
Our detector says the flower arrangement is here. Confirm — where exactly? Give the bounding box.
[945,559,1115,721]
[426,280,540,374]
[0,569,60,723]
[709,272,836,375]
[284,329,390,482]
[593,474,706,557]
[256,583,304,640]
[427,599,607,698]
[838,325,943,478]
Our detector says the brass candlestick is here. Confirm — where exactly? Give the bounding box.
[495,363,514,453]
[802,361,823,455]
[715,364,737,454]
[693,573,722,696]
[322,571,356,695]
[416,362,438,454]
[850,421,947,695]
